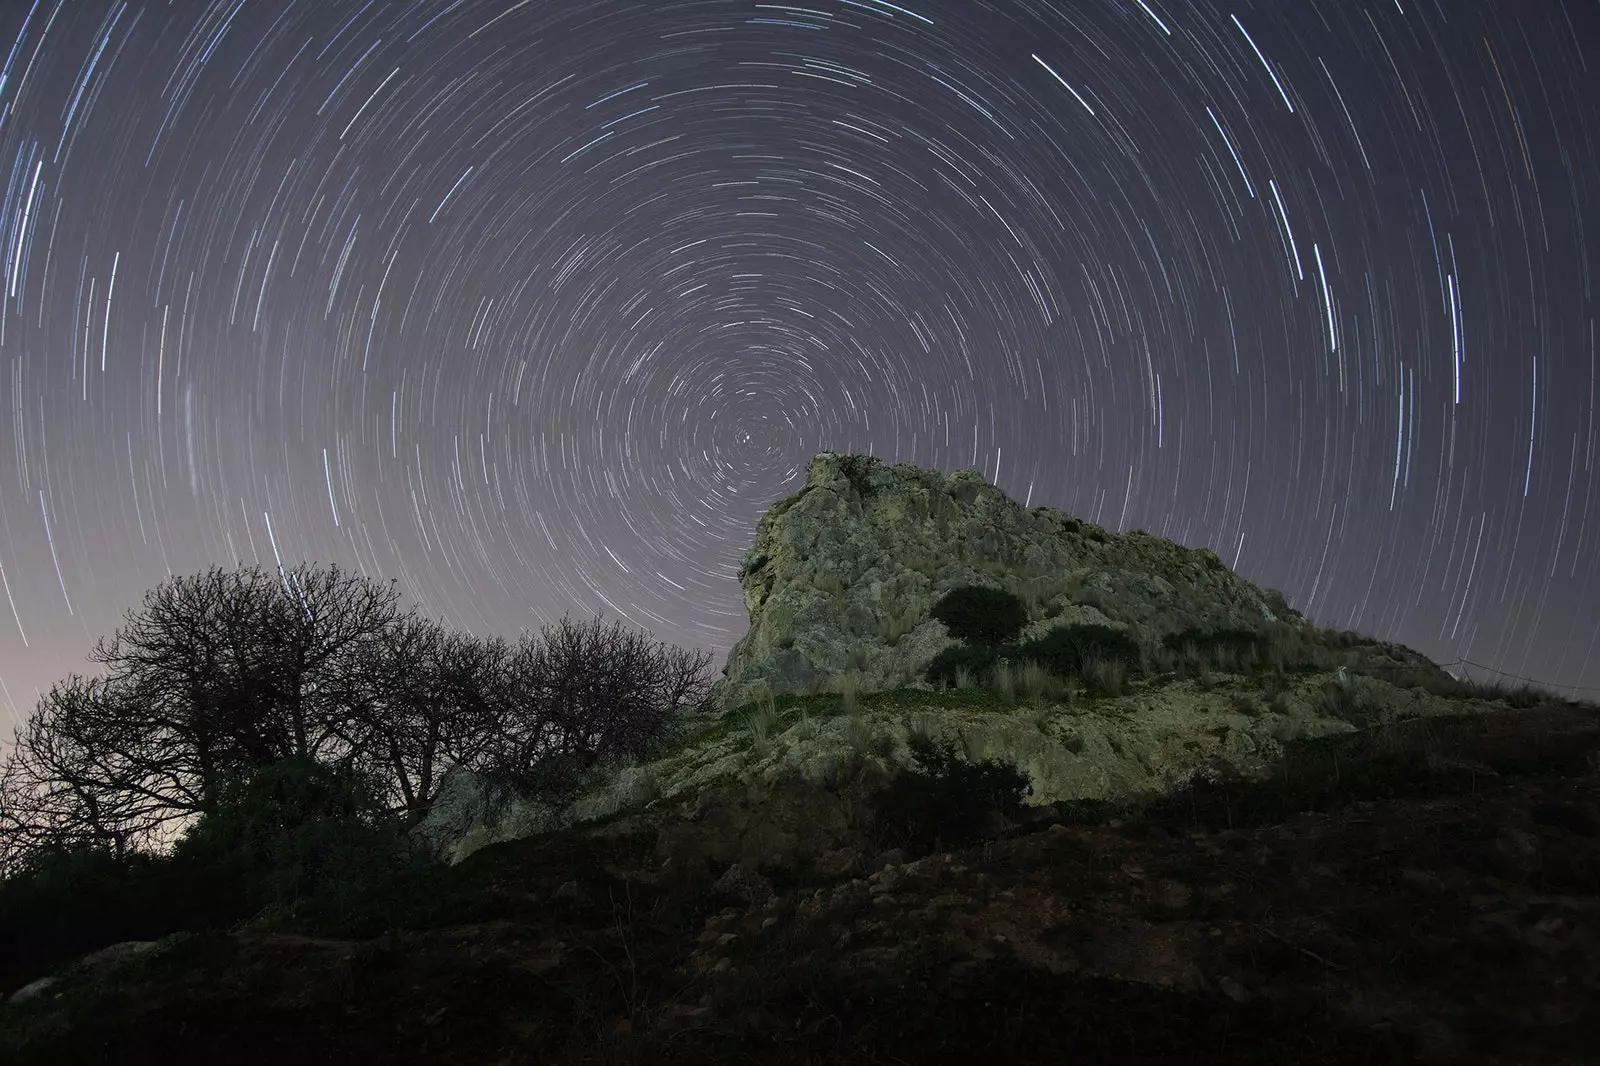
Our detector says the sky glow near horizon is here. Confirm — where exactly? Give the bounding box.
[0,0,1596,730]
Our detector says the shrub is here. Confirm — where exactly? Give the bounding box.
[1310,676,1386,727]
[0,843,193,994]
[924,643,1001,687]
[1015,623,1141,678]
[873,732,1031,853]
[929,585,1028,647]
[171,755,423,921]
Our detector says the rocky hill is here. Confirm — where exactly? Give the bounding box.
[712,452,1308,711]
[2,454,1597,1065]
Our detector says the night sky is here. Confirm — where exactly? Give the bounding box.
[0,0,1595,731]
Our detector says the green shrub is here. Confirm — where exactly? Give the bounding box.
[0,843,195,994]
[929,585,1028,647]
[925,643,1001,687]
[1014,623,1141,678]
[172,755,424,922]
[873,732,1030,853]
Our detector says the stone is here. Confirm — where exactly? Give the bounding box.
[712,861,775,906]
[411,763,570,864]
[8,975,58,1005]
[7,939,161,1007]
[710,452,1309,711]
[79,940,160,969]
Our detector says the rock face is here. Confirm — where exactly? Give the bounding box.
[711,452,1305,711]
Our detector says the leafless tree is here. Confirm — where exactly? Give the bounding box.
[0,675,196,861]
[475,614,715,800]
[0,566,714,873]
[333,617,513,823]
[0,564,409,863]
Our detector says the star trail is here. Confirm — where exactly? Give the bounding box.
[0,0,1596,729]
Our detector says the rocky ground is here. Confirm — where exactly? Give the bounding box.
[2,698,1596,1065]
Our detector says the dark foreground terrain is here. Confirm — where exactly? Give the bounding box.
[3,702,1597,1065]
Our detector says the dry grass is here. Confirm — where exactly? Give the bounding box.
[1084,657,1126,698]
[1019,660,1068,705]
[844,707,873,752]
[837,672,860,716]
[878,607,921,645]
[993,660,1018,705]
[739,691,781,757]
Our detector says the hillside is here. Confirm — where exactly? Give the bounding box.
[2,455,1597,1064]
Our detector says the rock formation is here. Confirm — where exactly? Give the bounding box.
[411,450,1460,867]
[711,451,1304,710]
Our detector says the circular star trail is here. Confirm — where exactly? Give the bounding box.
[0,0,1596,726]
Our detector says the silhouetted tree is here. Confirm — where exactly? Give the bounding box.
[475,614,715,802]
[0,566,715,873]
[0,564,409,859]
[334,616,512,823]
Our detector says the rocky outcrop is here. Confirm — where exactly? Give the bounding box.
[711,452,1306,711]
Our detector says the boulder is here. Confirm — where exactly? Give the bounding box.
[410,763,570,865]
[710,452,1307,710]
[8,975,58,1005]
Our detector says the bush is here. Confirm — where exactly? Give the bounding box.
[924,643,1001,687]
[0,843,193,994]
[1015,623,1142,678]
[873,732,1031,853]
[929,585,1028,647]
[171,755,425,922]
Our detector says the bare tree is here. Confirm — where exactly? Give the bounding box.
[0,564,409,863]
[334,617,512,823]
[1,568,715,873]
[0,675,199,861]
[476,614,714,800]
